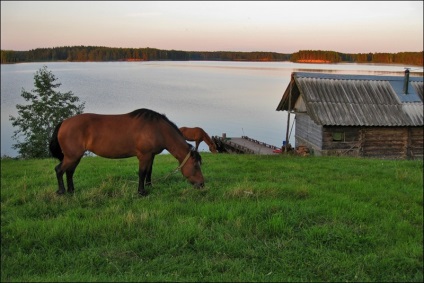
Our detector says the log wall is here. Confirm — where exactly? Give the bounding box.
[360,128,408,159]
[409,127,423,159]
[294,114,423,159]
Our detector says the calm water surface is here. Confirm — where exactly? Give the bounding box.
[1,61,420,157]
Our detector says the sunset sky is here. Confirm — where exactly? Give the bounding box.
[1,1,423,53]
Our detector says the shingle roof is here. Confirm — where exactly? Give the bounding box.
[276,72,423,126]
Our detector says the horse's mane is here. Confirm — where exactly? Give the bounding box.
[129,108,181,134]
[129,108,165,120]
[129,109,201,164]
[189,145,202,164]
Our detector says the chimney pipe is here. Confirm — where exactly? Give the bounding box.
[403,68,410,94]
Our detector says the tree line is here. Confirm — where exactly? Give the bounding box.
[1,46,423,66]
[291,50,423,66]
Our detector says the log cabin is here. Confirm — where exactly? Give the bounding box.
[276,71,423,159]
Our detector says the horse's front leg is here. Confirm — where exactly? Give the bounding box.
[138,169,148,196]
[137,154,153,196]
[145,155,155,187]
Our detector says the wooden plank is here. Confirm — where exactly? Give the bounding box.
[212,136,279,155]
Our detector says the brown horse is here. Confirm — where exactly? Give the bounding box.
[49,108,204,196]
[179,127,217,153]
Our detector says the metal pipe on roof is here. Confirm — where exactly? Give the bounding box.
[403,68,410,94]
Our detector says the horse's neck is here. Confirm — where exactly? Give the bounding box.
[164,129,190,162]
[202,131,213,146]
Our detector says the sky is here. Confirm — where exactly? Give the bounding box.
[1,1,423,53]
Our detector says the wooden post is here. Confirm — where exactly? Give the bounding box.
[284,74,293,154]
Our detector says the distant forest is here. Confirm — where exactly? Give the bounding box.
[1,46,423,66]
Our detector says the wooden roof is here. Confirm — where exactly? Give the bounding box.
[276,72,423,126]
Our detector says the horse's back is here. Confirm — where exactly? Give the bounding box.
[60,113,124,137]
[180,127,205,140]
[58,113,143,158]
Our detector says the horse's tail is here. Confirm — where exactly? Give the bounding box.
[49,121,64,161]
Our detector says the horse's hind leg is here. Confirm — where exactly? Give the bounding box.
[65,157,82,193]
[54,162,66,195]
[55,157,82,194]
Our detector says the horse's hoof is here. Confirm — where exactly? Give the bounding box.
[138,190,149,197]
[56,190,65,195]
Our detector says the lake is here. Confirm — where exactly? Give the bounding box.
[1,61,421,157]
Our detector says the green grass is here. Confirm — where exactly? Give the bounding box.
[1,154,423,282]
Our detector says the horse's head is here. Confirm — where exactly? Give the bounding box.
[209,143,218,153]
[181,147,204,188]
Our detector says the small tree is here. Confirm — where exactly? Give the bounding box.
[9,66,85,159]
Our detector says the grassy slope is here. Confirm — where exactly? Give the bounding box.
[1,154,423,282]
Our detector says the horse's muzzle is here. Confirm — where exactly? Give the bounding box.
[193,182,204,189]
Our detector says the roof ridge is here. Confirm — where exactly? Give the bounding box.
[294,71,424,82]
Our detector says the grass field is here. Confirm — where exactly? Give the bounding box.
[1,154,423,282]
